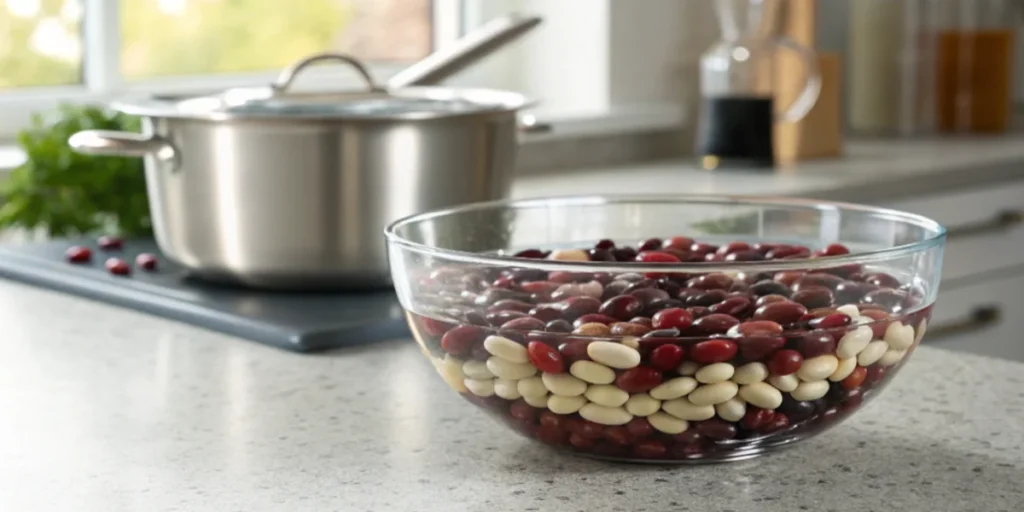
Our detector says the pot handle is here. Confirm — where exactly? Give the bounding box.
[271,53,383,95]
[68,130,177,162]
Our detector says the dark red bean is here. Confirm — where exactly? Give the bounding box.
[635,250,681,264]
[663,236,695,251]
[793,273,845,291]
[560,296,602,320]
[530,307,563,323]
[834,281,876,305]
[571,420,605,439]
[588,248,616,262]
[569,432,596,450]
[736,320,784,336]
[685,289,729,307]
[599,295,644,321]
[741,407,774,430]
[545,319,573,333]
[749,280,791,297]
[626,417,654,438]
[753,301,808,325]
[672,430,703,445]
[773,271,805,286]
[440,325,485,356]
[651,307,693,331]
[688,273,734,290]
[725,250,765,262]
[821,243,850,256]
[642,298,685,318]
[692,314,740,335]
[716,241,750,256]
[485,310,527,327]
[629,287,671,306]
[474,288,531,306]
[865,364,887,386]
[536,423,567,445]
[755,294,789,307]
[604,426,634,445]
[709,296,753,317]
[633,439,668,459]
[858,309,893,338]
[758,412,790,434]
[558,340,591,363]
[539,411,564,429]
[842,366,867,390]
[616,366,663,393]
[779,397,815,422]
[105,257,130,276]
[488,299,534,314]
[767,349,803,375]
[420,317,453,337]
[630,317,654,328]
[65,245,92,264]
[506,268,548,283]
[97,235,123,250]
[513,248,547,259]
[738,335,786,361]
[649,343,685,371]
[807,313,852,330]
[695,419,737,440]
[594,239,616,250]
[689,242,718,254]
[690,339,738,364]
[638,238,664,252]
[491,275,518,289]
[687,306,711,319]
[469,343,491,361]
[862,289,908,313]
[527,341,565,373]
[501,317,547,332]
[797,330,838,358]
[135,253,158,270]
[612,247,639,261]
[509,400,539,422]
[791,286,834,309]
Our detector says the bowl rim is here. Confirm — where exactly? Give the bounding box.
[383,194,947,273]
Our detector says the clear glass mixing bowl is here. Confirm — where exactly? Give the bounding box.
[385,195,946,463]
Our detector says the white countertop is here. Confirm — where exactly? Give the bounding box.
[1,281,1024,511]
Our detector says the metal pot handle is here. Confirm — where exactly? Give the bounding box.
[68,130,177,164]
[271,53,383,95]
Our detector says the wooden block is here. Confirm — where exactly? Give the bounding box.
[775,52,843,164]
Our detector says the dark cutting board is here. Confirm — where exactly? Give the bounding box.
[0,238,409,353]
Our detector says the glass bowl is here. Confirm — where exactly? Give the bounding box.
[385,195,946,463]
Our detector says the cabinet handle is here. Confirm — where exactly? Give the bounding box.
[923,305,1001,341]
[946,209,1023,239]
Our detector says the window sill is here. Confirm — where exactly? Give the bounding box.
[0,102,685,176]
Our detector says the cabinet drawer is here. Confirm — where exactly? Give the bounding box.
[883,181,1024,282]
[924,270,1024,362]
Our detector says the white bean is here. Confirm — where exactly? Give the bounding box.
[649,376,698,400]
[483,335,529,363]
[548,249,590,261]
[579,280,604,299]
[915,319,927,344]
[464,378,495,397]
[677,360,700,376]
[884,322,915,350]
[437,356,468,393]
[732,362,769,385]
[487,357,537,380]
[579,403,633,425]
[739,382,784,410]
[518,376,548,398]
[523,392,549,408]
[696,362,735,384]
[715,398,747,422]
[494,378,522,400]
[797,355,840,382]
[767,374,800,393]
[857,341,889,366]
[462,360,494,380]
[837,304,861,318]
[625,393,661,417]
[648,412,689,434]
[548,395,587,415]
[587,341,641,369]
[662,398,716,421]
[880,348,907,366]
[620,336,640,350]
[791,380,830,401]
[829,357,858,382]
[570,360,616,384]
[687,381,739,406]
[541,372,587,397]
[835,325,873,359]
[584,384,630,407]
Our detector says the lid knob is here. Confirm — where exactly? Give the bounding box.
[270,53,383,96]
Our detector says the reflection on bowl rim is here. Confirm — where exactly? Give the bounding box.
[384,194,947,274]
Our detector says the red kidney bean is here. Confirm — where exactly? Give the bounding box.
[773,271,805,286]
[663,236,695,251]
[690,339,739,364]
[687,306,711,320]
[610,322,651,337]
[862,289,908,313]
[630,287,671,306]
[633,439,668,459]
[570,420,606,440]
[604,425,635,446]
[833,281,877,305]
[528,341,565,373]
[753,301,808,325]
[440,325,485,356]
[626,417,654,438]
[588,248,615,262]
[695,419,738,440]
[509,400,539,422]
[689,242,718,254]
[791,285,834,309]
[738,335,786,361]
[821,243,851,256]
[501,317,547,332]
[794,273,845,291]
[865,364,887,386]
[135,253,158,270]
[474,288,531,306]
[754,294,789,308]
[514,249,547,259]
[688,272,734,290]
[651,307,693,331]
[635,250,681,264]
[65,245,93,264]
[97,235,123,250]
[421,317,454,337]
[692,314,741,335]
[863,272,901,289]
[536,423,568,445]
[599,295,644,321]
[649,343,685,371]
[569,432,596,450]
[545,319,573,333]
[638,238,664,251]
[594,239,616,250]
[105,257,131,276]
[616,366,663,393]
[767,349,803,375]
[530,307,564,323]
[842,366,868,390]
[642,298,686,318]
[766,245,811,259]
[709,296,753,317]
[758,412,790,434]
[749,280,792,297]
[559,296,602,320]
[558,340,591,363]
[488,299,534,314]
[779,396,815,422]
[485,310,527,327]
[737,320,784,336]
[741,407,774,430]
[716,241,750,256]
[858,309,892,338]
[797,330,838,358]
[808,313,851,330]
[684,289,729,307]
[630,316,654,328]
[725,250,765,262]
[612,247,639,261]
[490,275,519,290]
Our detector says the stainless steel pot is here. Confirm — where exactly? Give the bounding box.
[68,17,538,291]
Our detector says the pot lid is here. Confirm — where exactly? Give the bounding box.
[112,53,530,121]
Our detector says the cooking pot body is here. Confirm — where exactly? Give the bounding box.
[142,113,518,290]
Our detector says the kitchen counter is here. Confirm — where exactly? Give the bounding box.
[2,281,1023,511]
[513,135,1024,203]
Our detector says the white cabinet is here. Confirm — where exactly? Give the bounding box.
[924,270,1024,361]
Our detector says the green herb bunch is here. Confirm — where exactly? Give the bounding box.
[0,104,152,237]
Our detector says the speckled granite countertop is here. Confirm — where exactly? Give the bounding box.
[0,282,1022,511]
